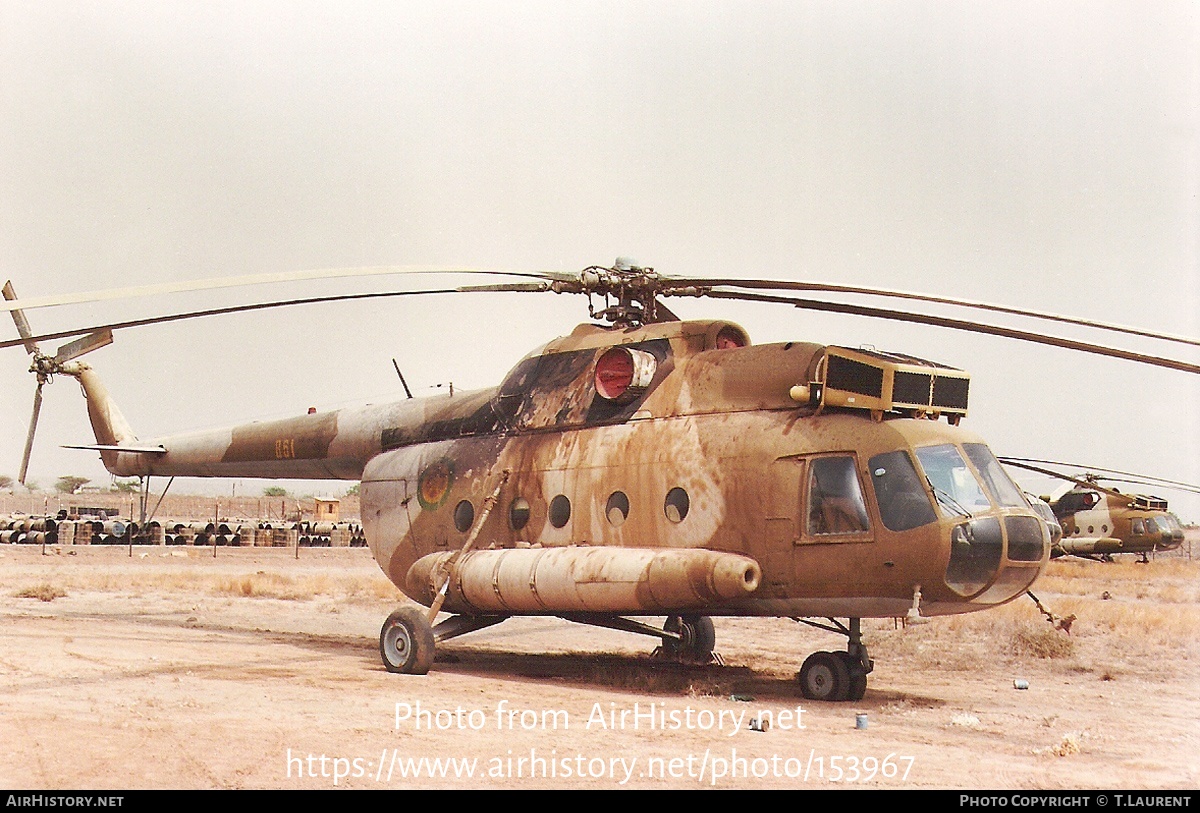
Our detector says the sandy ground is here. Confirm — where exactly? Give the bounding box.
[1,544,1197,790]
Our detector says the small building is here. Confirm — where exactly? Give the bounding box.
[314,498,340,522]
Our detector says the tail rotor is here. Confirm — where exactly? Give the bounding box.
[4,281,113,485]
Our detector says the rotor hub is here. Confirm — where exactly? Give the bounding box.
[577,260,670,327]
[30,353,58,383]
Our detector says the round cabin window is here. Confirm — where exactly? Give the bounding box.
[549,495,571,529]
[453,500,475,533]
[509,498,531,531]
[606,491,630,526]
[664,488,690,523]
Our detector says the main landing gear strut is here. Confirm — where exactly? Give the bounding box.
[377,609,723,674]
[379,607,509,674]
[793,617,873,702]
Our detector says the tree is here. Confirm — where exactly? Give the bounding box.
[344,483,360,497]
[112,478,139,493]
[0,475,13,491]
[263,486,288,497]
[56,476,91,494]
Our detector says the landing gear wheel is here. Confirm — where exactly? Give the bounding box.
[798,651,851,702]
[662,615,716,663]
[380,606,436,675]
[837,652,868,702]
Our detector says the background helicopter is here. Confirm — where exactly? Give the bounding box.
[5,262,1199,702]
[1000,457,1198,561]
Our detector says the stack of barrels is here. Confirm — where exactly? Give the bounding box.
[294,521,366,547]
[1,514,365,547]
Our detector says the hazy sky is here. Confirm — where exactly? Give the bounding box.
[1,1,1197,518]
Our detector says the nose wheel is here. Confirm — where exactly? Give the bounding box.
[840,652,869,701]
[798,651,850,701]
[793,617,872,702]
[797,651,868,702]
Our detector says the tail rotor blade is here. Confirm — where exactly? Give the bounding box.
[19,382,43,486]
[2,281,41,356]
[54,329,113,364]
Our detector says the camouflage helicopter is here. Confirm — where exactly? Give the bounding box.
[1000,458,1195,562]
[5,263,1199,702]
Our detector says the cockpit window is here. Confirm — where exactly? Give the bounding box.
[914,444,992,515]
[868,450,937,531]
[963,444,1028,508]
[806,456,871,535]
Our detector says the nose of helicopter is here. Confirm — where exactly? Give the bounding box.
[1162,527,1186,551]
[944,510,1049,606]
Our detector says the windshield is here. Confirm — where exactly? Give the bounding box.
[1152,516,1176,535]
[914,444,992,515]
[1028,497,1057,526]
[868,450,937,531]
[963,444,1028,508]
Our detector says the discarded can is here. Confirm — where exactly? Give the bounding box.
[1013,679,1029,690]
[855,713,868,730]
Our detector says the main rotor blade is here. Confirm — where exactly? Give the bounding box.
[997,458,1134,499]
[0,267,572,314]
[2,281,41,356]
[1084,475,1200,497]
[694,289,1200,375]
[666,276,1200,349]
[19,382,43,486]
[999,457,1200,494]
[998,458,1200,500]
[54,329,113,364]
[0,282,551,351]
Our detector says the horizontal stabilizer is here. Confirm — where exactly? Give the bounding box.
[62,443,167,455]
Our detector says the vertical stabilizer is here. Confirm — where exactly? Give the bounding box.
[66,363,139,472]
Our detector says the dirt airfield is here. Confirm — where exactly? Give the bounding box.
[2,542,1197,790]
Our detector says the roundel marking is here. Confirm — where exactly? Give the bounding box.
[417,459,455,510]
